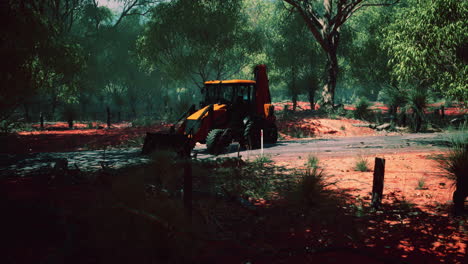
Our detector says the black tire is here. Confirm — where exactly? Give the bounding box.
[206,129,231,155]
[206,129,223,154]
[244,120,261,149]
[263,123,278,144]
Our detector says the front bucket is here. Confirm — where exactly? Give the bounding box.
[141,132,191,157]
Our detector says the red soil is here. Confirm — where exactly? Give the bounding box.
[273,101,467,115]
[1,122,171,154]
[269,151,467,263]
[277,117,379,140]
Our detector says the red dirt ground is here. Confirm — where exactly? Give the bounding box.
[1,122,171,154]
[2,102,466,263]
[272,101,467,115]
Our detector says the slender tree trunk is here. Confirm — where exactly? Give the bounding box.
[40,112,44,130]
[308,86,315,111]
[106,106,111,128]
[322,48,338,110]
[291,66,298,111]
[23,103,30,123]
[292,93,298,111]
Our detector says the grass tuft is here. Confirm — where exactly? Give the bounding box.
[306,154,319,169]
[415,177,427,190]
[354,156,370,172]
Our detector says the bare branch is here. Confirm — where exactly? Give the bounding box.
[113,0,161,28]
[350,0,400,17]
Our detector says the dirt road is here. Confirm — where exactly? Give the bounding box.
[1,132,453,177]
[195,132,453,159]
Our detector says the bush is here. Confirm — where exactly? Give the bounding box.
[379,84,407,120]
[354,97,371,121]
[287,167,335,208]
[439,131,468,213]
[406,86,428,132]
[355,156,370,172]
[306,154,319,169]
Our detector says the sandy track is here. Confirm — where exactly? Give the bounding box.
[1,132,453,177]
[195,132,452,159]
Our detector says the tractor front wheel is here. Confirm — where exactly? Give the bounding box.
[206,129,231,155]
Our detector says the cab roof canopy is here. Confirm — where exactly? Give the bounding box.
[204,79,255,85]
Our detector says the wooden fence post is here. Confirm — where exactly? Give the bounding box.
[371,157,386,209]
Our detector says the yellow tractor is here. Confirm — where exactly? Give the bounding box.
[142,64,277,156]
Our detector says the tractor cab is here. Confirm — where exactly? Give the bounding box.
[201,80,256,108]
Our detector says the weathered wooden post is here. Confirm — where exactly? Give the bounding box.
[440,105,445,118]
[371,157,386,209]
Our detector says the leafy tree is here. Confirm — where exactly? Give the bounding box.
[138,0,260,89]
[270,7,323,110]
[283,0,398,110]
[0,0,85,121]
[384,0,467,102]
[338,6,396,101]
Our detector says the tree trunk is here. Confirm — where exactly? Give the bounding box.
[40,112,44,130]
[292,93,298,111]
[23,103,31,123]
[106,106,111,128]
[308,87,315,111]
[291,66,298,111]
[321,49,338,111]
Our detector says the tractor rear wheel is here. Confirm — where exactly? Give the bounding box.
[206,129,231,155]
[244,120,261,149]
[264,123,278,144]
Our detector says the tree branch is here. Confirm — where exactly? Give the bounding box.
[283,0,328,51]
[350,0,400,17]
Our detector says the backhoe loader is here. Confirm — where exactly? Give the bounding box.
[142,64,277,156]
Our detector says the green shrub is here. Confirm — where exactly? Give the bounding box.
[415,177,426,190]
[253,155,273,165]
[440,131,468,181]
[406,87,428,132]
[355,156,370,172]
[306,154,319,169]
[379,84,407,120]
[293,167,330,207]
[354,97,371,121]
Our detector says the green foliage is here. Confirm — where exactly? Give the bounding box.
[378,84,407,116]
[416,177,427,190]
[268,5,322,107]
[253,155,274,165]
[383,0,468,102]
[0,0,85,120]
[339,7,396,101]
[405,86,428,132]
[138,0,259,86]
[439,130,468,181]
[306,154,319,169]
[355,156,370,172]
[354,97,371,121]
[292,167,329,207]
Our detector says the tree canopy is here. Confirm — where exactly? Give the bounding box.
[384,0,467,102]
[0,0,465,123]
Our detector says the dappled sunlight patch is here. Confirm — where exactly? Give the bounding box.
[2,122,171,154]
